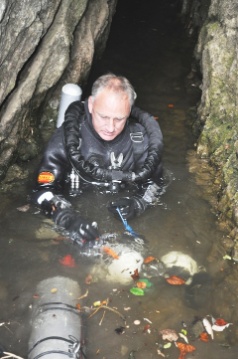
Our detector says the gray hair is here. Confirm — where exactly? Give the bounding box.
[91,73,137,107]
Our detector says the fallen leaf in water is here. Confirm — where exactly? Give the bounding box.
[202,317,214,339]
[59,254,76,267]
[130,287,144,296]
[212,323,232,331]
[178,332,189,343]
[214,318,228,326]
[199,332,210,342]
[143,256,156,264]
[17,204,30,212]
[139,278,153,288]
[93,301,101,307]
[102,246,119,259]
[53,235,67,242]
[176,342,196,359]
[159,329,179,342]
[167,103,174,109]
[131,268,140,281]
[124,307,131,311]
[157,349,165,357]
[165,275,186,285]
[137,281,147,289]
[143,324,151,333]
[115,326,125,334]
[85,274,93,285]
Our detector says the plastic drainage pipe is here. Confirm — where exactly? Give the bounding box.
[57,84,82,128]
[28,276,84,359]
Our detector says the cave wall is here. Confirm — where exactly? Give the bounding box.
[182,0,238,241]
[0,0,117,179]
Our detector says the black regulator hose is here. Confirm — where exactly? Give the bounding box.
[64,101,163,184]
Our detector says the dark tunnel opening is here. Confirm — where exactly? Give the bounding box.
[85,0,201,107]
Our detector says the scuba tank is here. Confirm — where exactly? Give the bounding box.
[28,276,84,359]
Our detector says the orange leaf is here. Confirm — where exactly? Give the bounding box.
[59,254,76,267]
[143,256,156,264]
[165,275,186,285]
[167,103,174,108]
[76,303,81,310]
[137,281,147,289]
[131,268,140,281]
[176,342,196,359]
[199,332,210,342]
[103,246,119,259]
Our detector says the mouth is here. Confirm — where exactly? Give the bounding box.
[102,131,115,138]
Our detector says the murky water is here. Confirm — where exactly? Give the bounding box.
[0,0,238,358]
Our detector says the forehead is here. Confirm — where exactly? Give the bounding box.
[92,89,131,116]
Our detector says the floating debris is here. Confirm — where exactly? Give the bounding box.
[130,287,144,296]
[202,317,214,340]
[59,254,76,268]
[165,275,186,285]
[102,246,119,259]
[115,326,125,335]
[159,329,179,342]
[17,204,30,212]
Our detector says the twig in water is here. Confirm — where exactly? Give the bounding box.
[78,289,89,301]
[2,352,24,359]
[89,304,125,321]
[99,310,106,326]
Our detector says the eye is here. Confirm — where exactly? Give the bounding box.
[115,117,126,122]
[100,114,109,120]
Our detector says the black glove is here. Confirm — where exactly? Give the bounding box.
[53,208,99,244]
[41,194,72,216]
[107,196,147,220]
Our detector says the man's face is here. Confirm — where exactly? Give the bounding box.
[88,88,131,141]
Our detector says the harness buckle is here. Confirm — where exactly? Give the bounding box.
[130,131,144,143]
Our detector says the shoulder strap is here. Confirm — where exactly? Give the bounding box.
[129,123,144,162]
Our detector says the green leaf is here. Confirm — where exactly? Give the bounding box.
[130,287,145,296]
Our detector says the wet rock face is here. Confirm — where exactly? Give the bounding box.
[0,0,117,180]
[183,0,238,238]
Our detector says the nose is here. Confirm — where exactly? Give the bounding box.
[107,118,115,132]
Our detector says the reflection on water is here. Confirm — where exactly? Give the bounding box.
[0,0,237,358]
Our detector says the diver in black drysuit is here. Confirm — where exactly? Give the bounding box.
[32,100,163,245]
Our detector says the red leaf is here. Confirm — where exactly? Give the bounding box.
[59,254,76,267]
[85,274,93,285]
[131,269,140,281]
[143,324,151,333]
[214,318,228,326]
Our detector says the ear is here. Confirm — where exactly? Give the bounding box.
[88,96,94,114]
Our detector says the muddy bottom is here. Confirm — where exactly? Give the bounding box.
[0,0,238,358]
